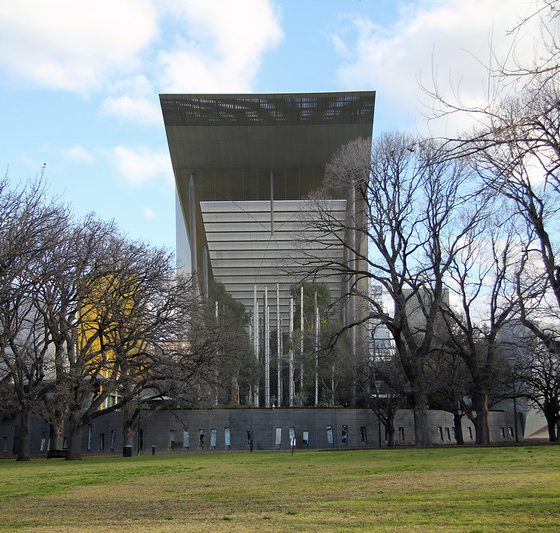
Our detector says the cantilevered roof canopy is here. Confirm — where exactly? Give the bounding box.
[160,92,375,173]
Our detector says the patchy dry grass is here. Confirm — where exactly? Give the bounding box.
[0,446,559,531]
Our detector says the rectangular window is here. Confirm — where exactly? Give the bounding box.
[224,427,231,448]
[302,431,309,446]
[99,433,105,451]
[63,437,68,450]
[210,429,217,449]
[183,429,190,449]
[398,427,405,441]
[341,425,348,445]
[468,426,473,440]
[326,425,334,445]
[445,427,451,441]
[437,426,444,441]
[169,429,176,449]
[275,427,282,447]
[110,430,116,452]
[501,427,506,438]
[199,429,205,449]
[289,427,296,448]
[40,432,47,452]
[137,429,143,451]
[87,424,93,451]
[360,426,367,444]
[509,427,514,438]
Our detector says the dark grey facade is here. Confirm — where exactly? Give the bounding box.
[0,408,517,457]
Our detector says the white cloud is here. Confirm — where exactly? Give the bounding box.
[143,207,156,220]
[157,0,283,92]
[101,76,161,125]
[112,146,173,186]
[61,144,94,163]
[332,0,544,136]
[0,1,157,92]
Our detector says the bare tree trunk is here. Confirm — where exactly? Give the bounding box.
[472,392,489,445]
[453,413,464,445]
[122,402,136,457]
[16,407,32,462]
[49,408,65,451]
[66,418,83,460]
[412,384,430,447]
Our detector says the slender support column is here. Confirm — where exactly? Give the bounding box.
[253,285,259,407]
[314,291,319,406]
[300,285,304,405]
[265,287,270,408]
[276,283,281,407]
[289,297,294,407]
[248,313,253,405]
[270,171,274,236]
[215,301,219,406]
[188,174,197,276]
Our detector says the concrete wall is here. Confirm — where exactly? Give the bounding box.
[0,408,517,458]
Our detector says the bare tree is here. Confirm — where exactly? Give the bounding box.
[304,133,480,446]
[0,178,67,460]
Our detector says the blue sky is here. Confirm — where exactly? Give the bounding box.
[0,0,542,252]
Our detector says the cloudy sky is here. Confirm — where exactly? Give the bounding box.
[0,0,543,252]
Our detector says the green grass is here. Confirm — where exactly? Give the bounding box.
[0,446,559,531]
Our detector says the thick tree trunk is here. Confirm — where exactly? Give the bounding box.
[412,384,430,447]
[66,419,83,460]
[386,414,396,448]
[49,411,65,451]
[16,408,32,461]
[122,402,136,457]
[544,410,558,442]
[472,392,490,445]
[453,412,464,445]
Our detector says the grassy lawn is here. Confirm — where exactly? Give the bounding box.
[0,446,559,532]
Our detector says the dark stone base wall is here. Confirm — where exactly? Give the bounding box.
[0,408,517,457]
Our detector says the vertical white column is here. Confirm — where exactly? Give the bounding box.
[265,286,270,408]
[289,297,294,407]
[276,283,281,407]
[215,301,219,407]
[253,285,259,407]
[300,284,304,404]
[314,291,319,406]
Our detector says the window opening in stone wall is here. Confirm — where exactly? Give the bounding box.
[275,427,282,447]
[169,429,176,449]
[210,429,217,449]
[224,427,231,448]
[87,424,92,451]
[360,426,367,444]
[110,430,116,452]
[437,426,444,441]
[137,429,144,451]
[501,427,506,438]
[63,437,68,449]
[326,425,334,445]
[341,425,348,444]
[183,429,190,449]
[289,427,296,448]
[508,427,514,438]
[40,432,46,452]
[446,427,451,441]
[99,433,105,451]
[468,426,473,440]
[398,427,405,441]
[199,429,205,449]
[302,430,309,447]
